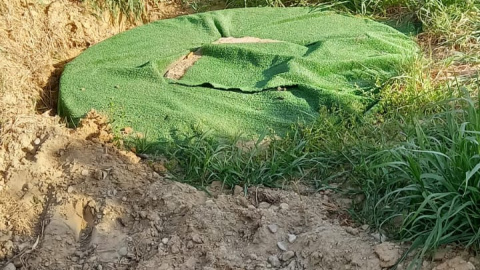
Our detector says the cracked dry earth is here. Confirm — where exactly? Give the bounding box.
[0,0,479,270]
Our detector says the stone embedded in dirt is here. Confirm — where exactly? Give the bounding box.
[281,251,295,261]
[117,247,128,257]
[249,254,258,260]
[345,227,359,235]
[374,242,400,268]
[161,238,169,244]
[371,232,387,242]
[268,224,279,233]
[191,234,203,244]
[34,138,41,145]
[258,202,271,209]
[67,186,75,193]
[268,255,281,267]
[81,169,89,176]
[3,263,16,270]
[233,185,243,196]
[287,234,297,243]
[205,200,215,207]
[279,203,289,210]
[433,256,476,270]
[361,224,369,231]
[277,241,288,251]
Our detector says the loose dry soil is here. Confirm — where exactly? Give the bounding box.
[0,1,478,269]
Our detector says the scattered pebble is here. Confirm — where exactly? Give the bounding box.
[81,169,89,176]
[288,234,297,243]
[258,202,271,209]
[233,185,243,196]
[67,186,75,193]
[122,197,127,202]
[34,138,41,145]
[281,251,295,261]
[55,236,62,241]
[3,262,16,270]
[268,255,281,267]
[191,234,203,244]
[249,254,258,260]
[161,238,169,244]
[277,241,288,251]
[205,200,215,207]
[371,232,387,242]
[267,224,278,233]
[118,247,128,257]
[279,203,289,210]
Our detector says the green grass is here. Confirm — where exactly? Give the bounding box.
[354,89,480,264]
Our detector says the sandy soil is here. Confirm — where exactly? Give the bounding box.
[0,1,478,269]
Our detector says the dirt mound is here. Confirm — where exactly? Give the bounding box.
[0,1,478,270]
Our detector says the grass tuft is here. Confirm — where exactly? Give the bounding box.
[357,89,480,260]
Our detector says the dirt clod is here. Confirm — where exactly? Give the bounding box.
[374,242,401,268]
[433,256,476,270]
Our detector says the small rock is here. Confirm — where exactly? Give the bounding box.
[258,202,271,209]
[267,224,278,233]
[277,241,288,251]
[55,236,62,241]
[371,232,387,242]
[345,227,359,235]
[279,203,289,210]
[97,265,103,270]
[3,263,16,270]
[122,197,127,202]
[81,169,89,176]
[191,234,203,244]
[374,242,400,268]
[161,238,169,244]
[34,138,41,145]
[281,251,295,261]
[233,185,243,196]
[249,254,258,260]
[118,247,128,257]
[360,224,369,231]
[205,200,215,207]
[139,211,147,219]
[268,255,281,267]
[67,186,75,193]
[287,234,297,243]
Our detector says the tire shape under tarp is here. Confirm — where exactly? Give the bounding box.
[59,7,417,147]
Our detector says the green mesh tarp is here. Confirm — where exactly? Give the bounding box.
[59,7,417,145]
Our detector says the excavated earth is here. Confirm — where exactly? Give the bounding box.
[0,1,478,269]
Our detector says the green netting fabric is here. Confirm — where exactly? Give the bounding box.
[59,7,417,145]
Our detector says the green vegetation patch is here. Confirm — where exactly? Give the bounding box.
[59,7,417,147]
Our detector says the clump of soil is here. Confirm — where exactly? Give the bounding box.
[0,1,479,270]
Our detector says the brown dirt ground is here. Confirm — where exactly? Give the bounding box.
[0,1,478,269]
